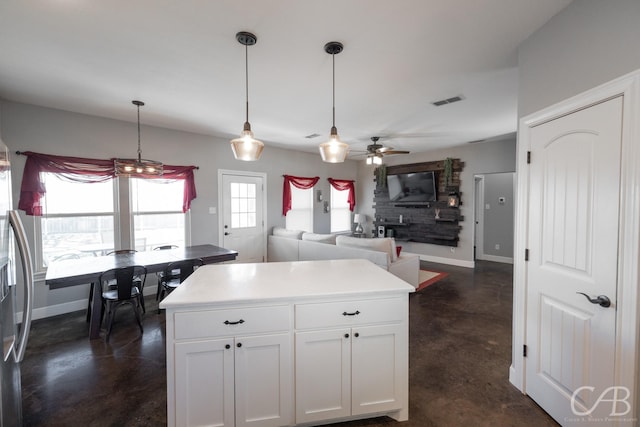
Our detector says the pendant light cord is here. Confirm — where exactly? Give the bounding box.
[136,103,142,162]
[245,42,249,125]
[332,51,336,128]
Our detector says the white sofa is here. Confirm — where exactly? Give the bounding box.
[267,228,420,288]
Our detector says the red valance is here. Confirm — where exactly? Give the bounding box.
[328,178,356,212]
[282,175,320,216]
[17,151,197,216]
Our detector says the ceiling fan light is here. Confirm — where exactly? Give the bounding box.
[373,155,382,165]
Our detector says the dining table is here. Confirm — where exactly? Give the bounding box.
[45,244,238,339]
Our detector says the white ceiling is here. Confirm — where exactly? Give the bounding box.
[0,0,572,158]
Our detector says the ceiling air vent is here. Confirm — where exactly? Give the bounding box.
[305,133,321,139]
[432,95,465,107]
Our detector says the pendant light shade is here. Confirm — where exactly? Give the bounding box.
[319,41,349,163]
[231,31,264,161]
[115,100,163,176]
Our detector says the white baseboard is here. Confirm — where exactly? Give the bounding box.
[20,285,159,321]
[478,254,514,264]
[416,254,475,269]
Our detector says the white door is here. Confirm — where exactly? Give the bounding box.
[174,339,235,427]
[234,333,292,427]
[295,329,351,424]
[351,324,403,416]
[474,175,485,260]
[221,172,266,263]
[525,97,622,423]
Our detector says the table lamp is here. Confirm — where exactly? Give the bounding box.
[353,213,366,234]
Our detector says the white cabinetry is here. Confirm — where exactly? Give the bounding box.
[161,259,413,427]
[294,297,408,424]
[167,305,292,427]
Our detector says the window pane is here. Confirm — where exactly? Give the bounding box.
[41,173,113,214]
[286,186,313,232]
[131,178,183,213]
[133,212,185,251]
[230,182,257,229]
[331,186,351,232]
[42,215,115,265]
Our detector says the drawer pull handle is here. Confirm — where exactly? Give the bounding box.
[224,319,245,325]
[342,310,360,316]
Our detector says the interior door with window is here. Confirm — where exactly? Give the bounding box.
[525,97,622,423]
[220,172,265,263]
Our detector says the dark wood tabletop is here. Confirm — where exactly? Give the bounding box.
[45,244,238,289]
[44,244,238,339]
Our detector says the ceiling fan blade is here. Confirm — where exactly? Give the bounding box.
[376,146,395,153]
[381,150,410,155]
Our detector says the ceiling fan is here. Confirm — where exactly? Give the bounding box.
[361,136,410,165]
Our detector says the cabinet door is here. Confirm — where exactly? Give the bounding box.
[295,329,351,424]
[175,338,234,427]
[234,333,293,427]
[351,323,404,416]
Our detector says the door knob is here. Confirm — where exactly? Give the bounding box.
[577,292,611,308]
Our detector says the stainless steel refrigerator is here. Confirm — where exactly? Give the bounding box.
[0,139,34,426]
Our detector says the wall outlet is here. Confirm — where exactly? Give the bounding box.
[495,244,500,250]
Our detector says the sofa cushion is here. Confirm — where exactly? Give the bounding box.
[272,226,304,240]
[301,232,337,244]
[335,236,395,261]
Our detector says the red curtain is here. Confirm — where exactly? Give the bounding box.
[328,178,356,211]
[17,151,197,215]
[282,175,320,216]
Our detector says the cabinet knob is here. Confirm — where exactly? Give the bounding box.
[354,332,359,338]
[237,342,242,348]
[225,344,231,349]
[344,333,349,339]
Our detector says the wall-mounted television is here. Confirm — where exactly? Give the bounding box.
[387,171,437,203]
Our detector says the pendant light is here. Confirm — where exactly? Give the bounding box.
[115,100,163,176]
[230,31,264,161]
[319,41,349,163]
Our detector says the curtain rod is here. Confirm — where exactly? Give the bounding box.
[15,151,199,169]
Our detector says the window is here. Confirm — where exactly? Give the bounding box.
[39,173,116,267]
[131,178,187,251]
[229,182,257,229]
[285,185,313,232]
[330,185,351,232]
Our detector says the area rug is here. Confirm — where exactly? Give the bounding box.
[416,269,449,291]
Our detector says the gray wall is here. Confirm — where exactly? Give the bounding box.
[0,100,357,315]
[481,172,514,259]
[356,137,516,267]
[518,0,640,117]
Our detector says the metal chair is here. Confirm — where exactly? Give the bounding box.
[157,258,203,313]
[99,265,147,342]
[87,249,140,323]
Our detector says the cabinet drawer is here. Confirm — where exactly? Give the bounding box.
[173,305,290,340]
[295,297,406,330]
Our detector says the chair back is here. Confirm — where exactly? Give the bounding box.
[106,249,137,255]
[153,245,178,251]
[100,265,147,300]
[163,259,204,283]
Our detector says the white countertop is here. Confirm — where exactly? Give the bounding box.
[159,259,415,309]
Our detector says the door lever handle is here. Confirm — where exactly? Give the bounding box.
[577,292,611,308]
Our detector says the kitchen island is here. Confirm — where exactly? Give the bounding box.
[160,259,415,427]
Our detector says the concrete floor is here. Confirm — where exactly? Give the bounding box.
[21,260,558,426]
